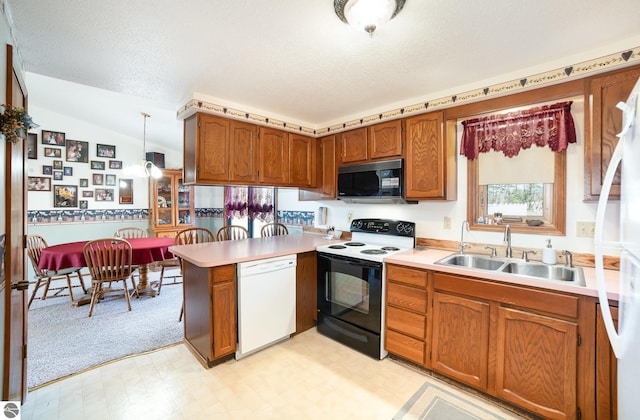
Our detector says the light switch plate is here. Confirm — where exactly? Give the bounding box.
[576,221,595,238]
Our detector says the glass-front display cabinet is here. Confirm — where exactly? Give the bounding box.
[149,169,194,237]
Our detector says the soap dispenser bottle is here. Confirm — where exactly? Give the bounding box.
[542,238,557,265]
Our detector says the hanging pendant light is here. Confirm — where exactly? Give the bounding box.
[334,0,405,35]
[123,112,162,179]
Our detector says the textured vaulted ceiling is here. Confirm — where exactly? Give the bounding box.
[5,0,640,149]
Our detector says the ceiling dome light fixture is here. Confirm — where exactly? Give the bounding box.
[123,112,162,179]
[334,0,405,35]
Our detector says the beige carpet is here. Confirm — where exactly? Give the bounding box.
[27,270,183,389]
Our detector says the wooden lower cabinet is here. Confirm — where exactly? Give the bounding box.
[385,266,596,419]
[182,262,236,367]
[596,304,618,419]
[385,264,428,366]
[295,252,317,334]
[495,306,577,419]
[431,292,489,390]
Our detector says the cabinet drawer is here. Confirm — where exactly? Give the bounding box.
[385,329,425,365]
[387,305,426,339]
[387,282,427,313]
[387,264,428,288]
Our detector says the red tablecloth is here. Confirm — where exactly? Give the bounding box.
[38,237,175,271]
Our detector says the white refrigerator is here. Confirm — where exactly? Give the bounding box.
[595,76,640,418]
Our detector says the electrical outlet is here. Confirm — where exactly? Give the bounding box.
[576,221,595,238]
[443,216,452,230]
[347,211,353,224]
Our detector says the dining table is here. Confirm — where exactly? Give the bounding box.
[38,237,175,304]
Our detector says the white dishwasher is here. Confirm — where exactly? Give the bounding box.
[236,254,297,359]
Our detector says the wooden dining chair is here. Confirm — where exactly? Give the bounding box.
[260,222,289,237]
[26,234,87,308]
[172,227,215,321]
[114,227,148,239]
[83,238,137,317]
[157,227,215,295]
[216,225,249,241]
[114,227,148,284]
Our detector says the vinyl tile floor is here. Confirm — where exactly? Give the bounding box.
[20,329,511,419]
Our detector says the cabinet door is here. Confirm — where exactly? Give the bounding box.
[229,120,258,183]
[585,66,640,200]
[197,114,229,182]
[404,112,448,199]
[495,306,577,419]
[299,135,336,200]
[596,304,618,420]
[368,120,402,160]
[289,133,315,187]
[153,174,174,229]
[339,127,368,164]
[212,279,237,359]
[431,291,490,390]
[259,127,289,185]
[175,174,194,227]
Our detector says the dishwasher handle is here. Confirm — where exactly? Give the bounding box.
[238,256,297,277]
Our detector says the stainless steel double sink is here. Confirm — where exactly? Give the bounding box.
[434,253,586,287]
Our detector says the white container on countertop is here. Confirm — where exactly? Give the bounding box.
[542,238,557,265]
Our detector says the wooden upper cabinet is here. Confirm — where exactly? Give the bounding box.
[259,127,289,185]
[289,133,315,187]
[368,120,402,159]
[183,113,229,184]
[299,135,336,201]
[338,127,368,164]
[229,120,258,183]
[585,65,640,200]
[405,111,455,200]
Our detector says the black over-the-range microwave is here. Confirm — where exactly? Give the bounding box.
[337,159,417,204]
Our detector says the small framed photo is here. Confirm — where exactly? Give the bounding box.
[82,190,94,198]
[92,173,104,185]
[79,200,88,209]
[27,177,51,191]
[90,160,105,170]
[42,165,53,175]
[79,178,89,187]
[65,139,89,163]
[105,174,116,186]
[63,167,73,176]
[53,184,78,208]
[53,171,63,181]
[27,133,37,159]
[95,188,114,202]
[109,160,122,170]
[96,144,116,158]
[44,147,61,158]
[41,130,65,146]
[53,160,63,170]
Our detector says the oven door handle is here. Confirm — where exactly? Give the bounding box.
[318,253,383,270]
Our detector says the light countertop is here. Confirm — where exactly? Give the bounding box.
[169,233,339,268]
[384,248,621,301]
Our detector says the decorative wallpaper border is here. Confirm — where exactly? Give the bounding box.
[177,47,640,137]
[29,208,315,226]
[28,209,148,223]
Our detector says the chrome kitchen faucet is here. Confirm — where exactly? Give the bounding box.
[504,224,512,258]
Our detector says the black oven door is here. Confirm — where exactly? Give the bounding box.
[317,253,382,334]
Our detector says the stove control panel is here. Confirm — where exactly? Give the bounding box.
[350,218,415,237]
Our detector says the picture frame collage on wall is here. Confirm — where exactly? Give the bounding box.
[30,129,130,209]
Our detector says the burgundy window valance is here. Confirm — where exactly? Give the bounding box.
[460,101,576,160]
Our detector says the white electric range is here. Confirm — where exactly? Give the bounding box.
[316,219,416,263]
